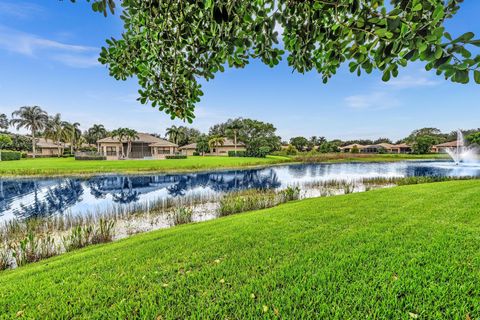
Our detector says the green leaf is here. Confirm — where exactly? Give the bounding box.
[412,4,422,11]
[474,70,480,84]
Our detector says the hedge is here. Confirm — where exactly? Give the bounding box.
[228,151,247,157]
[0,150,22,161]
[165,155,187,159]
[75,154,107,161]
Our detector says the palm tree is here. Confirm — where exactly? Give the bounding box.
[208,135,225,156]
[64,122,82,154]
[87,124,108,148]
[110,128,127,158]
[166,125,184,145]
[226,120,242,155]
[44,113,67,157]
[0,113,8,131]
[124,128,139,159]
[10,106,48,158]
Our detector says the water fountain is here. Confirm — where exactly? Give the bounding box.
[445,129,478,165]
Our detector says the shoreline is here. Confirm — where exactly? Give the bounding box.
[0,155,450,179]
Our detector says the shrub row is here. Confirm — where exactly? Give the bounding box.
[228,151,247,157]
[0,150,22,161]
[75,155,106,161]
[165,155,187,159]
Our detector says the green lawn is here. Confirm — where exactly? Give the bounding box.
[1,181,479,318]
[0,153,448,177]
[0,156,290,176]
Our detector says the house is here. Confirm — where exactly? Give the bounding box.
[432,141,462,153]
[390,143,412,154]
[178,143,198,156]
[179,138,246,156]
[97,133,178,160]
[339,144,366,153]
[340,143,412,154]
[31,138,65,157]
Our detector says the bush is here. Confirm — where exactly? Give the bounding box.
[75,155,106,161]
[228,150,247,157]
[165,155,187,159]
[193,152,200,156]
[0,150,22,161]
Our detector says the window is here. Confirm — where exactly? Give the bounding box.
[157,147,171,155]
[106,147,116,156]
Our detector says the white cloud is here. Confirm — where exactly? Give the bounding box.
[344,92,400,110]
[386,75,439,89]
[0,25,99,68]
[52,54,100,68]
[0,2,45,19]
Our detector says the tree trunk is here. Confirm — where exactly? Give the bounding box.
[32,130,36,158]
[234,131,237,155]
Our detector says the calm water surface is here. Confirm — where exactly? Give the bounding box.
[1,161,479,222]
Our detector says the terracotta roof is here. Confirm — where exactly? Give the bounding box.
[179,139,245,150]
[179,143,197,150]
[149,140,178,147]
[221,138,245,147]
[339,144,366,149]
[394,143,411,148]
[98,133,166,144]
[36,138,65,149]
[435,141,463,148]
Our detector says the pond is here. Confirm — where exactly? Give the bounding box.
[1,160,480,223]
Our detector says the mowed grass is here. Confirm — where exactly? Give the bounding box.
[1,181,480,318]
[0,156,290,176]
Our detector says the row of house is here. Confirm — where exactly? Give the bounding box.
[30,133,464,159]
[339,143,412,154]
[339,141,462,154]
[97,133,246,160]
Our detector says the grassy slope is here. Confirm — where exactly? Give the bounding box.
[0,156,290,176]
[1,181,480,318]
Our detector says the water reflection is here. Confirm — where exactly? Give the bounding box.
[1,161,480,222]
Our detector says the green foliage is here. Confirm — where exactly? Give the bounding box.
[351,145,360,154]
[285,144,298,156]
[165,155,187,159]
[289,136,309,151]
[412,135,438,154]
[195,134,211,155]
[84,124,108,144]
[0,134,12,150]
[10,106,48,157]
[74,153,106,161]
[0,150,21,161]
[0,113,8,130]
[318,142,339,153]
[96,1,480,120]
[8,134,32,152]
[228,151,247,157]
[69,0,114,17]
[377,147,387,154]
[466,132,480,145]
[171,207,193,226]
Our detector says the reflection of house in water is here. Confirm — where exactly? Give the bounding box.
[87,169,281,200]
[1,168,281,220]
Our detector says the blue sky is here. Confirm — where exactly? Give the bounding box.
[0,1,479,141]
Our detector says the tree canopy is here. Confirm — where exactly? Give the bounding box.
[74,0,480,122]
